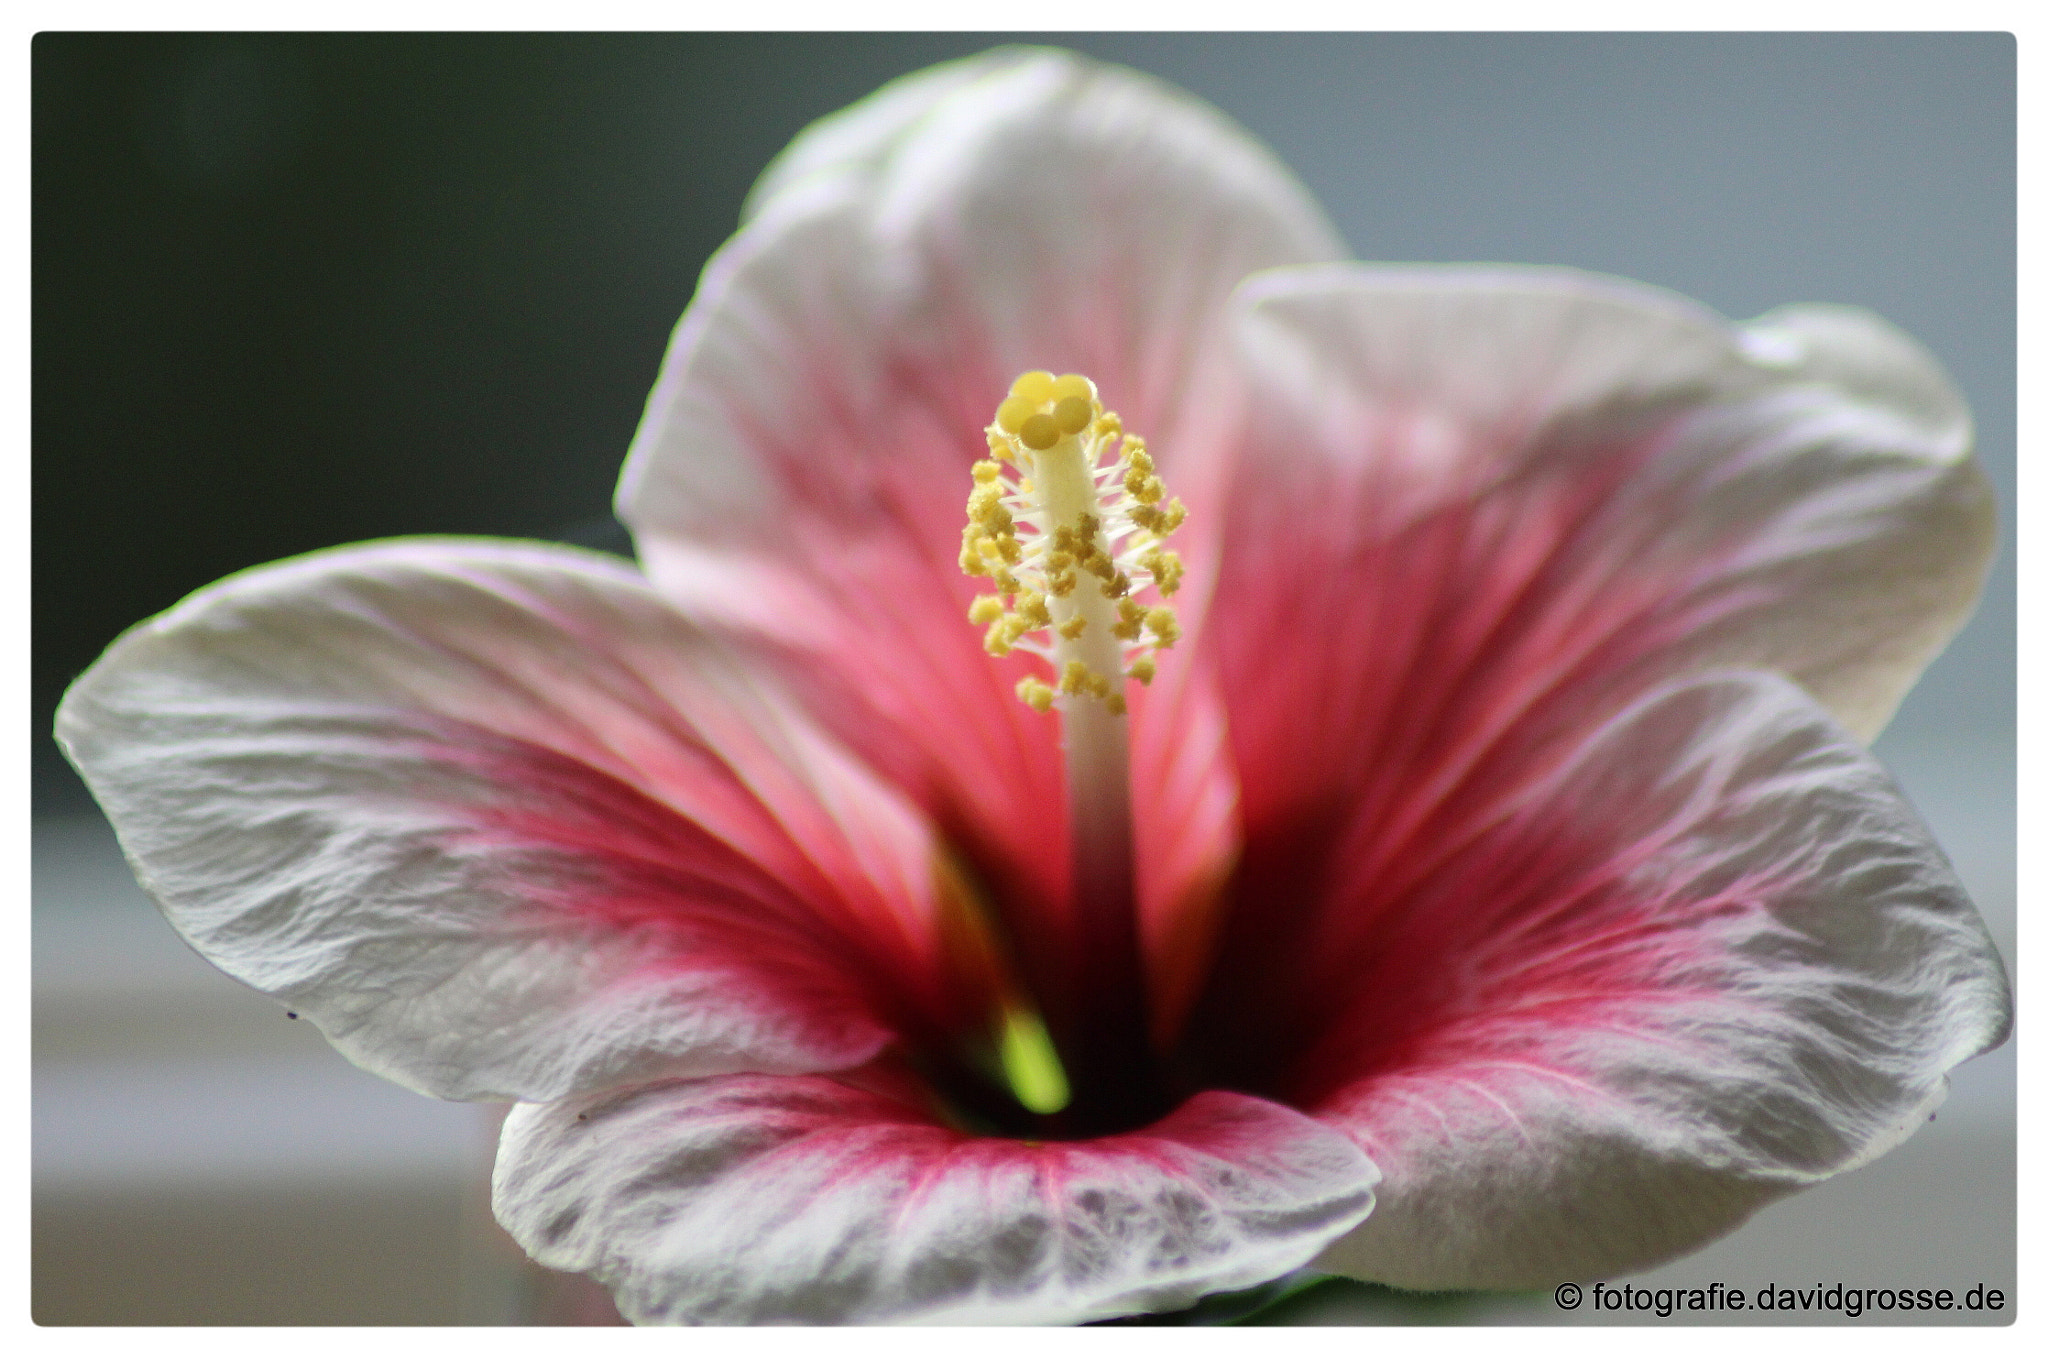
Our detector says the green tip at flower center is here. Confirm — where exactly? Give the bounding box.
[998,1007,1071,1115]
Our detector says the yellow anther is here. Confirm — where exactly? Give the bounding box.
[995,396,1036,434]
[1020,412,1062,451]
[1058,615,1087,641]
[1010,370,1057,403]
[1058,661,1093,696]
[1016,676,1056,713]
[968,595,1006,625]
[1128,657,1156,685]
[1106,571,1131,600]
[1126,446,1153,474]
[1105,693,1127,717]
[1047,570,1077,598]
[991,568,1019,595]
[1095,411,1122,439]
[972,459,1003,484]
[1052,395,1093,435]
[1160,498,1188,534]
[1146,607,1182,648]
[1016,591,1051,629]
[961,528,992,576]
[986,611,1036,657]
[967,482,1005,520]
[1140,548,1184,597]
[1112,597,1146,641]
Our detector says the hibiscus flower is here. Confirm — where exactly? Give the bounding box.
[56,48,2009,1325]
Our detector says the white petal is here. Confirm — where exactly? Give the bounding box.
[1741,302,1971,444]
[494,1075,1377,1325]
[1231,264,1994,741]
[1310,671,2009,1289]
[54,540,951,1102]
[619,45,1343,561]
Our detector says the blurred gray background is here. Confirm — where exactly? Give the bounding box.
[33,33,2013,1324]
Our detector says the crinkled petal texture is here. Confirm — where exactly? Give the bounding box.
[616,47,1343,1024]
[1190,267,1998,1061]
[1172,266,2008,1285]
[1299,672,2008,1287]
[495,1078,1376,1325]
[54,539,968,1102]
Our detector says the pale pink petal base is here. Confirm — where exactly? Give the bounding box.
[495,1076,1377,1325]
[1307,672,2009,1289]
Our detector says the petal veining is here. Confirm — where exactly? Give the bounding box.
[495,1074,1377,1325]
[1294,672,2008,1288]
[54,539,963,1102]
[1184,267,1995,1056]
[1226,265,1990,746]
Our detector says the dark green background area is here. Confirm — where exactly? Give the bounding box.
[33,33,2016,810]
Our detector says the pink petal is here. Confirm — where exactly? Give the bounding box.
[1260,672,2005,1288]
[1226,265,1990,745]
[617,50,1338,999]
[55,539,976,1102]
[494,1073,1377,1324]
[1182,267,1995,1035]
